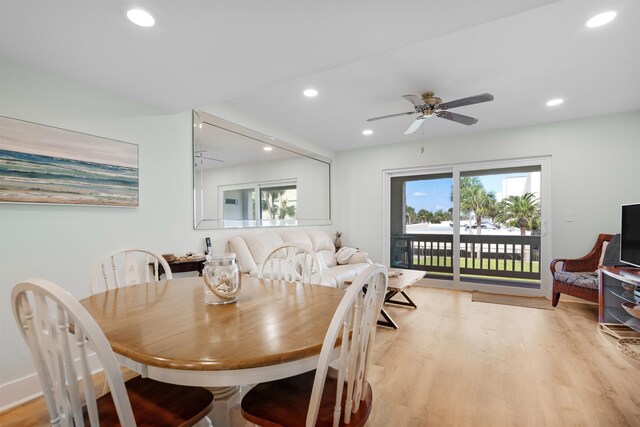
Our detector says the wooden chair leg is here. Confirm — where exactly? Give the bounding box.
[552,291,560,307]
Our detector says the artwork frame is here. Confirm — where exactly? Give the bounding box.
[0,115,139,207]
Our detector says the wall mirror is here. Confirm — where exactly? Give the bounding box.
[193,110,332,229]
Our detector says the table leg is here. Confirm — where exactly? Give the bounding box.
[377,308,398,329]
[385,290,417,308]
[206,385,253,427]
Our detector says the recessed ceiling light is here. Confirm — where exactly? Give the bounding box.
[546,98,564,107]
[586,11,616,28]
[362,129,374,136]
[127,8,155,27]
[263,146,273,151]
[303,89,318,97]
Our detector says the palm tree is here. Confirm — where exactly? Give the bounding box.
[460,177,496,235]
[459,177,481,230]
[261,189,284,219]
[405,206,416,225]
[277,198,296,219]
[495,193,540,235]
[417,209,431,223]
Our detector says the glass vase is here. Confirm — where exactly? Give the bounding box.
[203,253,241,304]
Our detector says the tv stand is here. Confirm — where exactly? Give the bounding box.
[598,266,640,335]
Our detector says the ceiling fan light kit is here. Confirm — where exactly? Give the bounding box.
[367,91,494,134]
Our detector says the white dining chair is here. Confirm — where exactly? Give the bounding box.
[11,278,214,427]
[241,263,388,427]
[90,247,172,294]
[259,243,323,284]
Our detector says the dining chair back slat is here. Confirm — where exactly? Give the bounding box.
[259,243,323,285]
[91,247,172,294]
[13,279,137,426]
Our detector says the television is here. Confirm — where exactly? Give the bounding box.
[620,203,640,268]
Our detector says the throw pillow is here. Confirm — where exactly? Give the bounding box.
[602,234,621,267]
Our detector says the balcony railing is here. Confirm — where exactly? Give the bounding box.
[391,234,541,281]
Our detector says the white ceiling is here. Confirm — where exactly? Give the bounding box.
[1,0,639,152]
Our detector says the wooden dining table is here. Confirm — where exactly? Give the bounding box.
[80,276,346,426]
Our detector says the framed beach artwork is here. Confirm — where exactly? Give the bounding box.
[0,115,139,207]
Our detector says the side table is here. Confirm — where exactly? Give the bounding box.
[158,257,206,278]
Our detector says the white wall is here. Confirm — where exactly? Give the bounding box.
[334,112,640,269]
[0,59,336,409]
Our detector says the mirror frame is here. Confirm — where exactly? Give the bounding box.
[193,110,332,229]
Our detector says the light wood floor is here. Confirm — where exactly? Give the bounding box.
[367,287,640,427]
[2,287,638,426]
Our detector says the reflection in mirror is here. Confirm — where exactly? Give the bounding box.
[193,110,332,229]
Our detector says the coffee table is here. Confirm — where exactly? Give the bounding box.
[345,268,425,329]
[378,268,425,328]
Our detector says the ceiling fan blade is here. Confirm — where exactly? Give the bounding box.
[195,153,224,162]
[367,111,416,122]
[402,94,425,108]
[439,93,494,110]
[404,117,425,134]
[436,111,479,126]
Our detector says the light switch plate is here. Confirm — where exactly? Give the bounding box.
[565,211,575,222]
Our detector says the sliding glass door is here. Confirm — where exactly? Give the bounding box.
[384,157,550,296]
[390,172,454,281]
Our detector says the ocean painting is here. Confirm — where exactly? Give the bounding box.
[0,116,139,207]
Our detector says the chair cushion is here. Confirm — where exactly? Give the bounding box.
[602,234,621,267]
[241,369,372,427]
[91,376,213,426]
[554,271,599,289]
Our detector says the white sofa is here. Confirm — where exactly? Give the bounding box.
[229,229,371,288]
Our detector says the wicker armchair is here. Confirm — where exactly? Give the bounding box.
[550,233,615,306]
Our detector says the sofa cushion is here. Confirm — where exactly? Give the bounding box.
[229,236,257,274]
[553,271,599,290]
[320,263,370,288]
[307,230,337,268]
[279,229,313,249]
[244,231,284,266]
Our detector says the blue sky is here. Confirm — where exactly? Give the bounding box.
[406,178,453,212]
[405,174,525,212]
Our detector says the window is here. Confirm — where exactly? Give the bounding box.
[260,184,297,220]
[219,181,297,223]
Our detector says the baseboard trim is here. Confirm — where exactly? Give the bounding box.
[0,373,44,413]
[0,352,101,413]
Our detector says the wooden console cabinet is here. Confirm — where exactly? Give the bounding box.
[598,266,640,333]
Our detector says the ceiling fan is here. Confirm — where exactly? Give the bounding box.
[194,150,224,166]
[367,92,494,135]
